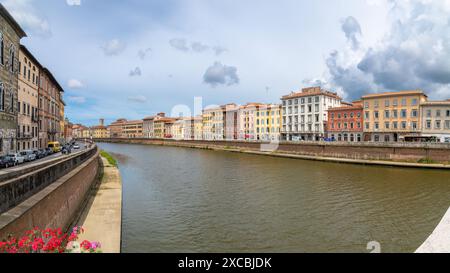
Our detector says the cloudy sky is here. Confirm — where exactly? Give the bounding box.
[2,0,450,125]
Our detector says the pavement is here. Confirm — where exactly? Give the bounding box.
[416,207,450,253]
[76,156,122,253]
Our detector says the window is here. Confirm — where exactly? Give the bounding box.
[385,100,390,107]
[436,110,441,117]
[426,120,432,129]
[411,109,418,118]
[401,98,407,106]
[401,109,407,118]
[385,122,390,129]
[365,111,369,119]
[436,120,441,129]
[412,99,418,106]
[401,121,407,129]
[9,44,15,73]
[393,110,398,118]
[0,83,4,111]
[374,111,379,119]
[0,32,3,65]
[426,110,432,117]
[365,102,369,109]
[385,110,390,118]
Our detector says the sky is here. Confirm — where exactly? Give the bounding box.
[1,0,450,126]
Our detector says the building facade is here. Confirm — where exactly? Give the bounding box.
[17,45,39,151]
[0,4,26,155]
[143,112,165,138]
[420,101,450,143]
[203,105,226,141]
[281,87,342,141]
[255,104,282,141]
[109,118,127,138]
[122,120,143,138]
[224,104,239,140]
[38,68,64,148]
[362,90,428,142]
[238,103,262,141]
[327,102,363,142]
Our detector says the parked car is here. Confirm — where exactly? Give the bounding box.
[73,144,80,150]
[0,156,15,168]
[20,150,37,162]
[62,145,72,155]
[45,148,54,156]
[48,142,62,153]
[8,153,25,165]
[33,150,45,159]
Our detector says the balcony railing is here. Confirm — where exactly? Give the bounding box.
[17,133,33,140]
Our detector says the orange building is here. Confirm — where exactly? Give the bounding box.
[327,102,363,142]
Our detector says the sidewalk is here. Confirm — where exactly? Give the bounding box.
[76,157,122,253]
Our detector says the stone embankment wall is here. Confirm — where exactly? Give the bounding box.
[0,146,100,239]
[94,138,450,163]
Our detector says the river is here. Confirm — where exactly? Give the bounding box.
[97,142,450,253]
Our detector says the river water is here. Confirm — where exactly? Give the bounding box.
[97,142,450,253]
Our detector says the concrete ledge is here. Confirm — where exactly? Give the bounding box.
[76,157,122,253]
[0,149,100,239]
[416,207,450,253]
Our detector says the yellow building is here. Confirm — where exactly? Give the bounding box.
[202,105,224,140]
[153,117,177,139]
[362,90,428,142]
[122,120,143,138]
[255,104,282,141]
[81,126,91,139]
[91,125,108,139]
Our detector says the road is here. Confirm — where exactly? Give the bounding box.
[0,142,88,177]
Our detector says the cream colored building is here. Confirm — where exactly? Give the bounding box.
[183,116,203,140]
[281,87,342,141]
[203,105,226,140]
[420,101,450,143]
[172,119,185,140]
[17,45,39,151]
[143,112,165,138]
[362,90,428,142]
[255,104,282,141]
[122,120,143,138]
[153,117,177,139]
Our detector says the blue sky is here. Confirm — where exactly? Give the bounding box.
[2,0,450,126]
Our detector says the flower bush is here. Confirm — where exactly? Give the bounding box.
[0,226,101,253]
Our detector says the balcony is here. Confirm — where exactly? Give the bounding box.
[17,133,33,140]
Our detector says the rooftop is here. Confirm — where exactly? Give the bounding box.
[361,90,427,99]
[281,87,342,100]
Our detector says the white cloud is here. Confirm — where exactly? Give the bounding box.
[101,39,126,56]
[169,38,189,52]
[317,0,450,100]
[67,79,84,89]
[128,95,147,103]
[203,62,240,87]
[129,67,142,77]
[68,96,86,103]
[66,0,81,6]
[3,0,51,38]
[138,48,152,60]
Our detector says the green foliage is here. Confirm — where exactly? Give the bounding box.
[417,158,437,164]
[100,150,118,167]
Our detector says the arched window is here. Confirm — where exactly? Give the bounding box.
[9,44,15,73]
[0,83,4,111]
[0,32,3,65]
[10,91,14,113]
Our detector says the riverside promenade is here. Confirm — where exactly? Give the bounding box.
[76,156,122,253]
[416,207,450,253]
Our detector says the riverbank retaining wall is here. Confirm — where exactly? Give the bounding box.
[94,138,450,163]
[0,147,100,239]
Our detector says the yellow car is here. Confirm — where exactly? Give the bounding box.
[48,142,62,153]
